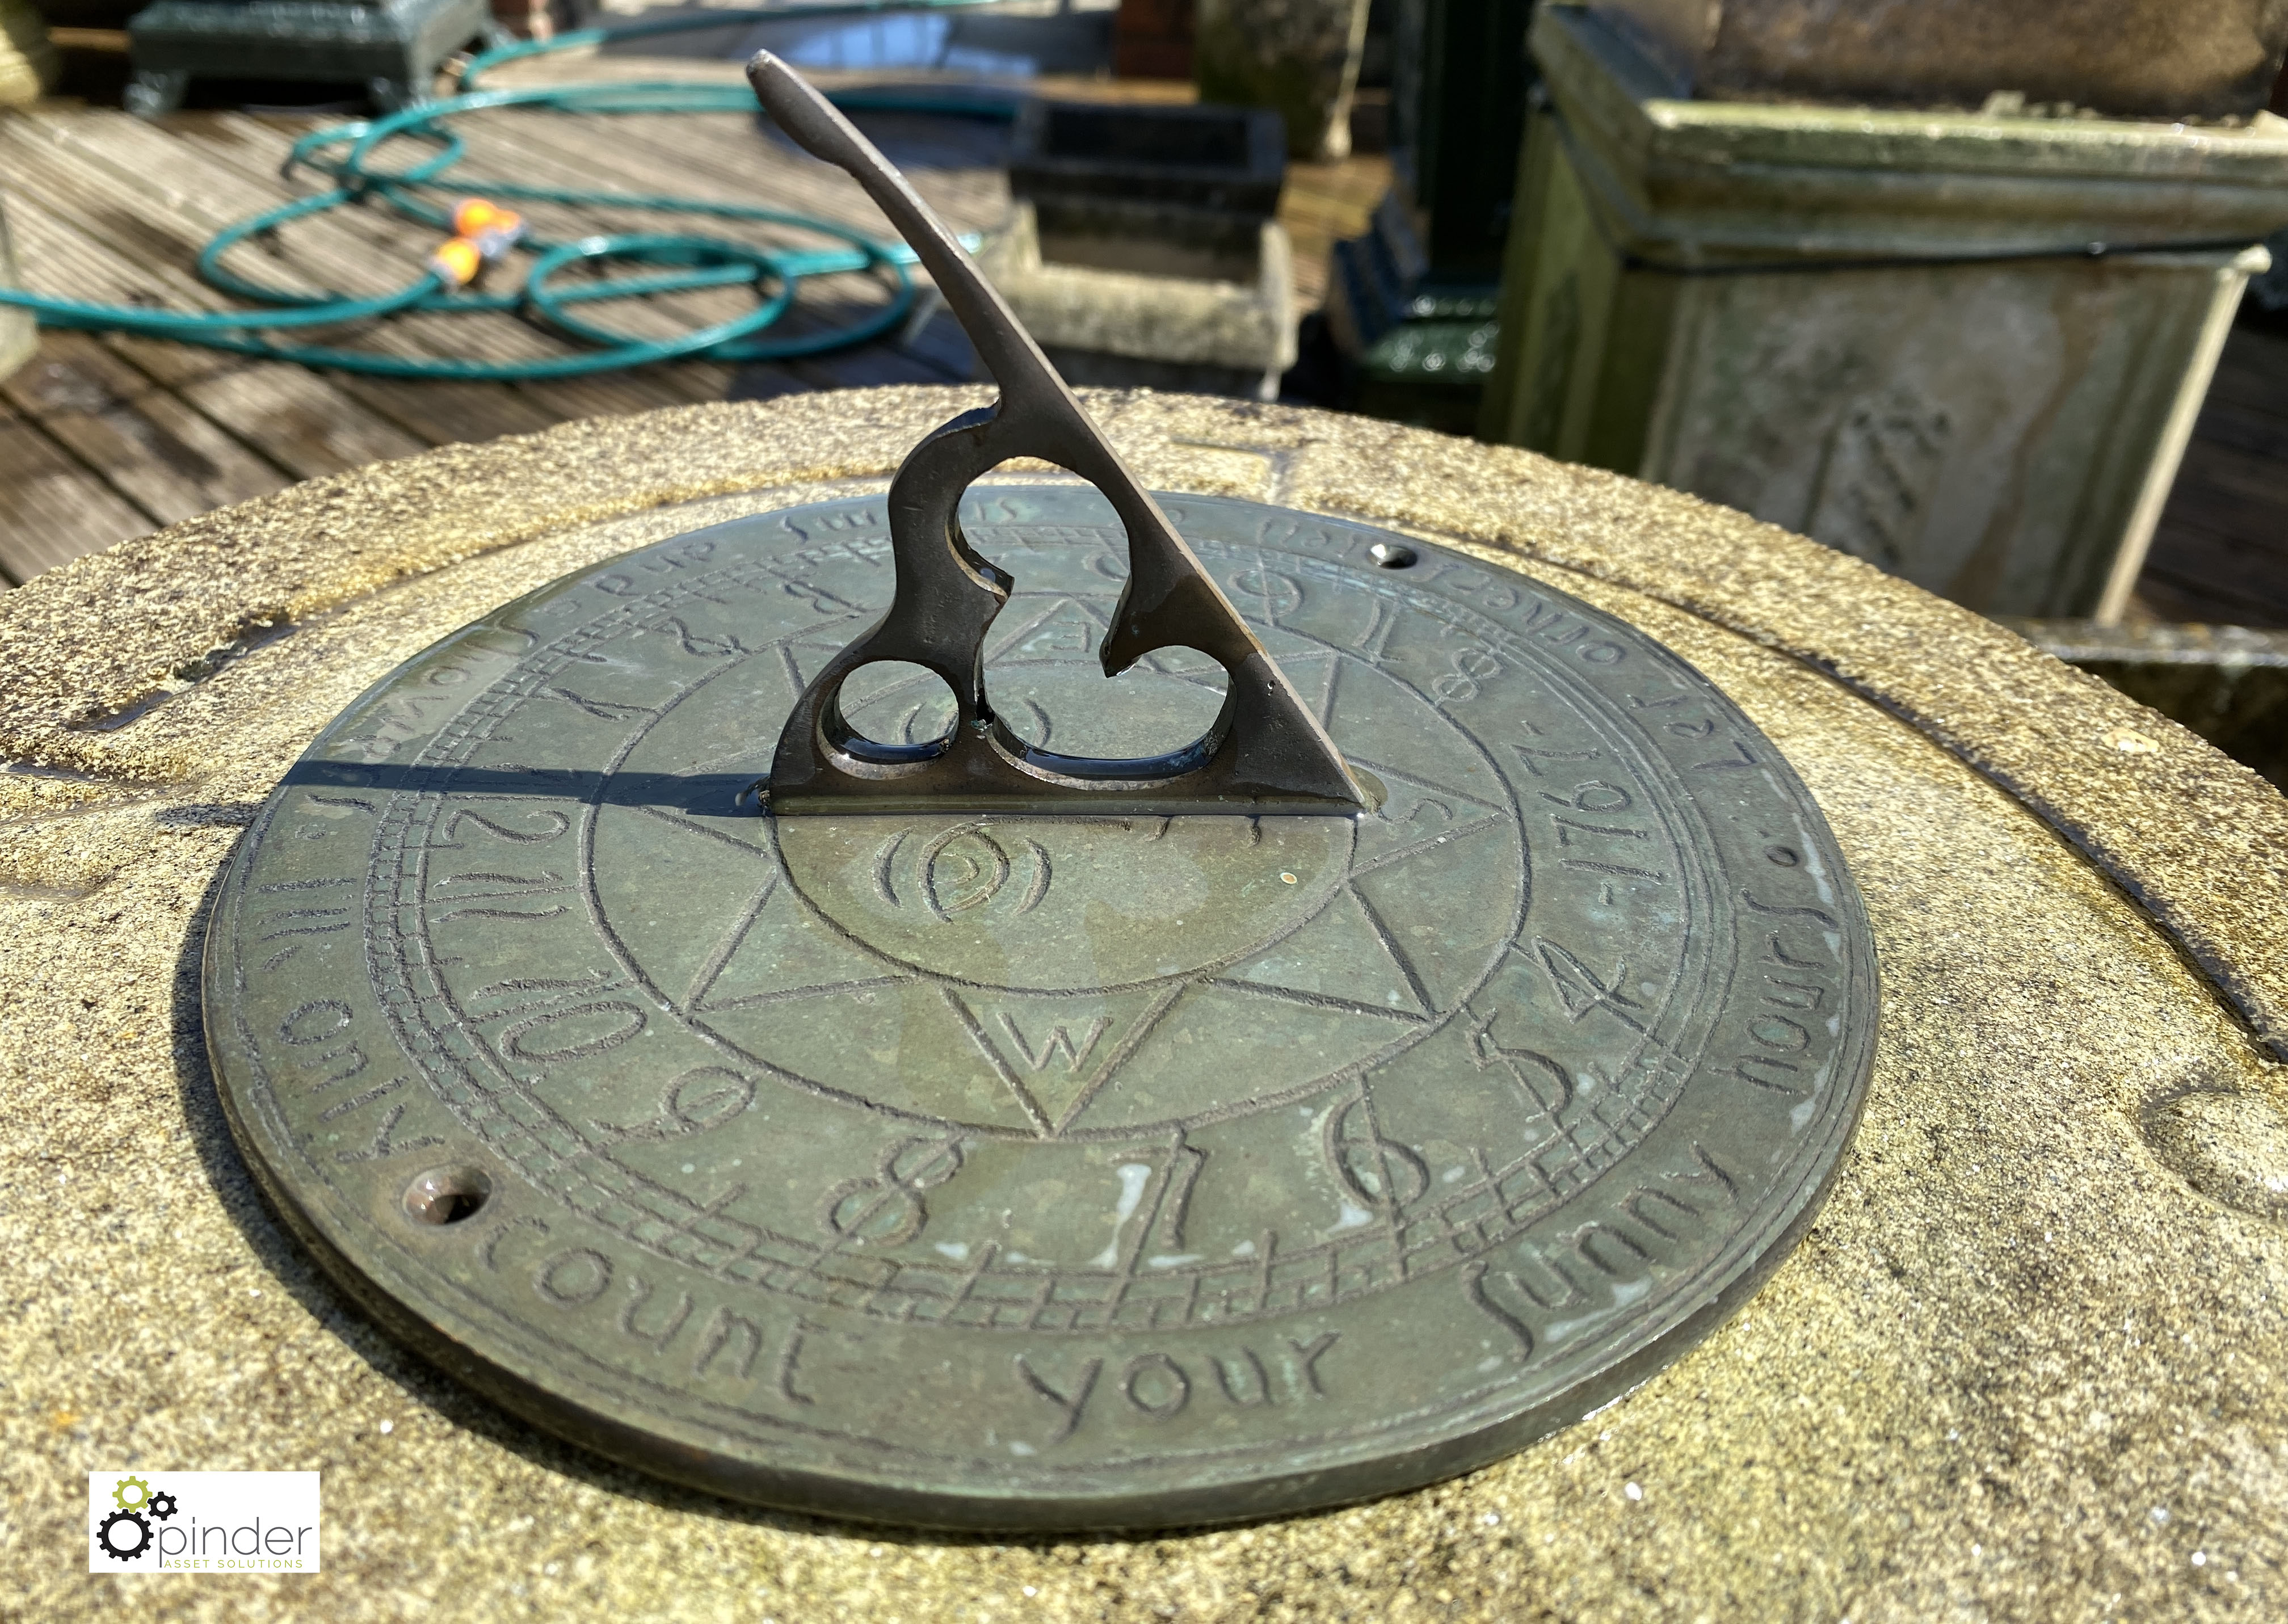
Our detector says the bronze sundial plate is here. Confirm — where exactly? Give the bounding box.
[205,486,1878,1530]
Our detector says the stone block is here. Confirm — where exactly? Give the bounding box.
[2010,617,2288,788]
[974,200,1296,398]
[990,100,1297,398]
[1481,5,2288,619]
[123,0,496,116]
[1031,193,1267,284]
[28,0,139,24]
[1010,96,1287,220]
[1194,0,1371,161]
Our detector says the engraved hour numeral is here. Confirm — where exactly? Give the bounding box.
[1432,642,1503,704]
[1325,1095,1428,1212]
[822,1136,965,1246]
[437,807,570,847]
[589,1065,758,1143]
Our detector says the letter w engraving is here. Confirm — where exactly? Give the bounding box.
[996,1013,1110,1074]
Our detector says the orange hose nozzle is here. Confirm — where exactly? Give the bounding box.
[451,198,528,260]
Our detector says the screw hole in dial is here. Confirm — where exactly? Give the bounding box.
[404,1166,492,1226]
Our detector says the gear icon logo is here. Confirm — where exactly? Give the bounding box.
[92,1475,183,1566]
[96,1509,152,1562]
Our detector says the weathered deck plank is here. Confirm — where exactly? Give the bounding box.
[0,175,435,468]
[1,330,296,527]
[0,393,159,586]
[2142,326,2288,628]
[20,108,734,419]
[0,54,1399,587]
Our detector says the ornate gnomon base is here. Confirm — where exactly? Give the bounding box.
[201,57,1877,1532]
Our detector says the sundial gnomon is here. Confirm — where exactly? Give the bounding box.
[204,57,1877,1530]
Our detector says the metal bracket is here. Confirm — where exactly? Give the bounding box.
[748,53,1370,817]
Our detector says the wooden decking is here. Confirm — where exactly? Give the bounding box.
[2137,324,2288,629]
[0,53,1386,587]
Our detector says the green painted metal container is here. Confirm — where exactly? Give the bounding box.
[1324,0,1533,432]
[124,0,494,117]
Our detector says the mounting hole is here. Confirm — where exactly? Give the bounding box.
[839,660,958,752]
[404,1166,492,1226]
[1368,542,1418,570]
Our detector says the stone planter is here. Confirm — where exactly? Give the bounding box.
[986,98,1297,398]
[1481,5,2288,620]
[1010,97,1288,226]
[1194,0,1371,161]
[124,0,495,116]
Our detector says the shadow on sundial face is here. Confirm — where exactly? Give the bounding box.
[791,646,1349,998]
[775,813,1355,992]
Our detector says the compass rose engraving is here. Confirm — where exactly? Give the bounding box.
[336,488,1751,1344]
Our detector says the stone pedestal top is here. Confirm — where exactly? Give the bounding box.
[1537,6,2288,260]
[4,389,2285,1619]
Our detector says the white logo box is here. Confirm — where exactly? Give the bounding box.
[86,1471,321,1573]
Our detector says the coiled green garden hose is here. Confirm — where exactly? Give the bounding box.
[0,2,1019,380]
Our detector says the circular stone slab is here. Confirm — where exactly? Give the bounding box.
[202,485,1875,1529]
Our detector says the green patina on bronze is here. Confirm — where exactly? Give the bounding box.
[200,487,1875,1528]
